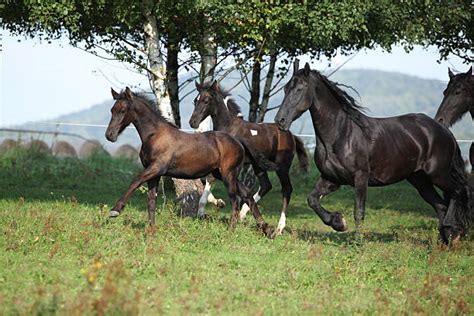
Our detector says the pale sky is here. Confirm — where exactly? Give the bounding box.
[0,30,470,127]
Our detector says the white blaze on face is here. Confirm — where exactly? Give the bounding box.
[250,129,258,136]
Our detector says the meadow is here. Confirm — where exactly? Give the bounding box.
[0,148,472,315]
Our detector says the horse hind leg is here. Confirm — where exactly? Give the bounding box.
[237,181,274,238]
[239,168,272,220]
[307,177,347,232]
[147,177,160,226]
[408,171,448,226]
[470,142,474,173]
[197,179,212,218]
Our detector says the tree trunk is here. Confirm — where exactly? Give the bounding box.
[256,51,277,123]
[166,28,181,127]
[143,5,203,216]
[248,55,261,123]
[198,18,216,131]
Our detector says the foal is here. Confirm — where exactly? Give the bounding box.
[105,87,273,236]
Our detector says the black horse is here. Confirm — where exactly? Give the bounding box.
[274,62,473,243]
[435,67,473,171]
[105,87,273,236]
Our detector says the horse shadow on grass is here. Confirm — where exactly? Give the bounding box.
[294,229,397,245]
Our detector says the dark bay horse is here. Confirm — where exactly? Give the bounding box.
[435,67,473,171]
[105,87,273,236]
[274,63,473,243]
[189,81,309,237]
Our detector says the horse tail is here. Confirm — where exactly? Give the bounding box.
[443,145,474,241]
[294,135,310,173]
[239,139,279,172]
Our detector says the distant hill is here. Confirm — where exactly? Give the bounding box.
[12,69,472,153]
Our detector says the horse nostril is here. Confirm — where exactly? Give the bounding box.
[279,117,286,125]
[438,118,444,123]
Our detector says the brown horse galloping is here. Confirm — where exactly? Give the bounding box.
[105,87,273,236]
[189,81,309,237]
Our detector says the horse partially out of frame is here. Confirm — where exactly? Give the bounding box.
[274,62,473,244]
[105,87,274,236]
[435,67,473,171]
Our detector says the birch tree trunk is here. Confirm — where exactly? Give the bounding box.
[143,6,203,216]
[197,16,216,131]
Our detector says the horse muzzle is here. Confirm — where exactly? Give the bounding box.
[105,130,118,142]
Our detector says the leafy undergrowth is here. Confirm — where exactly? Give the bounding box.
[0,148,472,315]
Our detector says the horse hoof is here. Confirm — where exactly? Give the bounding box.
[270,229,283,239]
[109,210,120,218]
[331,213,348,232]
[215,199,225,208]
[264,226,275,239]
[197,213,209,220]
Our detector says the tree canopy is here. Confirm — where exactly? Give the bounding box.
[4,0,472,122]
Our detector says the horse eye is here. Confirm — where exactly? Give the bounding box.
[455,89,461,95]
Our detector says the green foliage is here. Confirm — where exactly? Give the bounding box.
[0,147,473,314]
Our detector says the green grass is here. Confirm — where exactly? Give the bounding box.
[0,148,472,315]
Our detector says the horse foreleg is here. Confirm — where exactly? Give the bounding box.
[197,179,212,218]
[147,177,160,226]
[353,172,368,231]
[272,168,292,238]
[238,182,274,238]
[239,169,272,221]
[307,177,347,232]
[110,164,162,218]
[470,142,473,173]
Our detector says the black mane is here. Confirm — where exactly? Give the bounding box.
[118,90,169,122]
[303,69,369,134]
[201,81,243,117]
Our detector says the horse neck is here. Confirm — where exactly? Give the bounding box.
[308,86,354,143]
[211,96,236,130]
[131,100,166,142]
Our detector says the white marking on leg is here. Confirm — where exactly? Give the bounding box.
[240,188,261,220]
[198,180,211,217]
[275,212,286,236]
[253,191,261,203]
[239,203,250,221]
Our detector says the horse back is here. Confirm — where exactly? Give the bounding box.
[228,120,295,159]
[367,113,457,184]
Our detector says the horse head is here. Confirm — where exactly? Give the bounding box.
[275,62,316,131]
[435,67,473,127]
[190,80,226,129]
[105,87,135,142]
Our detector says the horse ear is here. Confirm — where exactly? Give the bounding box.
[293,58,300,75]
[111,88,120,100]
[125,87,134,101]
[467,66,472,76]
[304,63,311,76]
[195,81,203,92]
[448,68,454,79]
[210,80,219,92]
